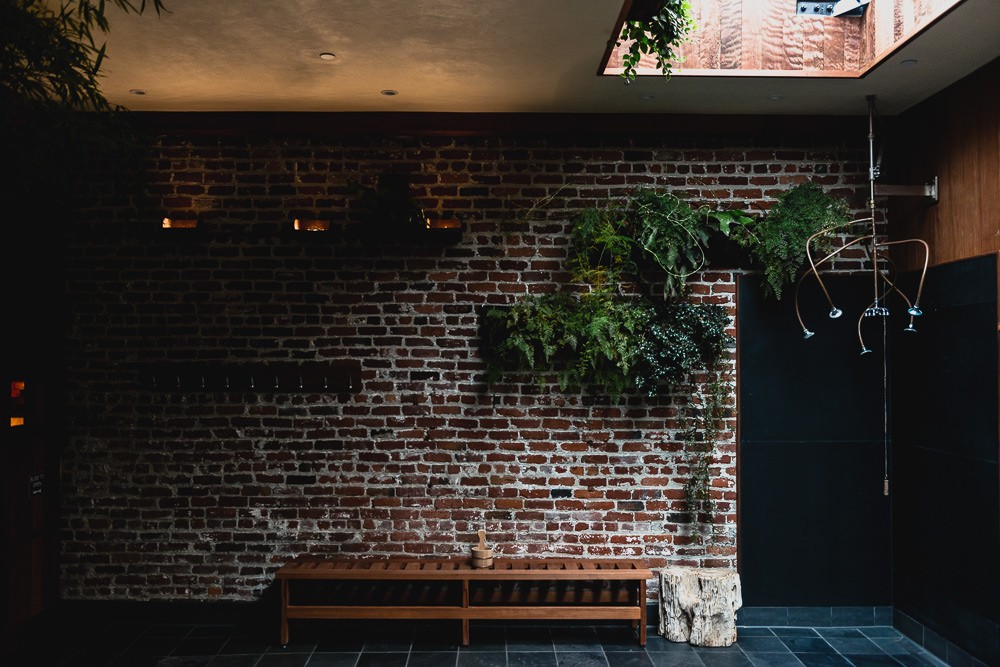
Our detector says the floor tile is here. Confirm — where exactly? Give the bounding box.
[815,629,865,639]
[257,653,312,667]
[205,656,262,667]
[870,637,925,656]
[736,636,791,653]
[355,653,408,667]
[555,650,609,666]
[780,637,835,653]
[698,652,754,667]
[841,655,906,667]
[463,627,507,652]
[772,629,821,638]
[645,636,698,653]
[743,652,805,667]
[601,652,654,666]
[891,653,948,667]
[304,653,363,666]
[457,652,508,666]
[158,657,215,667]
[822,637,883,655]
[509,652,559,667]
[859,628,902,639]
[172,636,229,656]
[792,655,852,667]
[506,627,554,651]
[738,628,778,637]
[551,628,602,651]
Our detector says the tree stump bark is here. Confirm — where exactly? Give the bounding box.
[659,566,742,647]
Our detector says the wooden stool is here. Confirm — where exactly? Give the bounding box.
[658,566,742,647]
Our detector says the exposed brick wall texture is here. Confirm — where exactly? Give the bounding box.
[60,131,873,602]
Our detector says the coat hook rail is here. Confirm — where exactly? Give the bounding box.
[138,360,362,394]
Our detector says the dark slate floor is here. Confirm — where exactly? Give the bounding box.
[4,617,950,667]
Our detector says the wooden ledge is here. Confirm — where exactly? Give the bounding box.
[277,557,653,581]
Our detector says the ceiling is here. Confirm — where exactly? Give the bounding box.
[98,0,1000,117]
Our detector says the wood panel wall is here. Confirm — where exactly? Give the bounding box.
[886,57,1000,271]
[606,0,960,75]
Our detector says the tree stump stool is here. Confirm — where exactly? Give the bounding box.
[658,566,742,647]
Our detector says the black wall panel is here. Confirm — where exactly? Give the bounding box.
[738,274,892,606]
[891,254,1000,666]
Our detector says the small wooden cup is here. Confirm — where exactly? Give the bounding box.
[471,546,493,568]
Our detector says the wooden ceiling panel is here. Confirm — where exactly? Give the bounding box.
[607,0,962,77]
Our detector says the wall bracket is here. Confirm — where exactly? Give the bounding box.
[873,176,938,204]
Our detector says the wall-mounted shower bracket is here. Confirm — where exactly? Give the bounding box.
[873,176,938,203]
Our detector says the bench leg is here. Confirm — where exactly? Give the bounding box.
[461,618,470,646]
[279,579,289,647]
[639,578,647,646]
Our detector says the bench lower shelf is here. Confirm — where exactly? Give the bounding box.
[276,557,651,647]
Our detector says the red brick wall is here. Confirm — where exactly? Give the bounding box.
[59,127,872,601]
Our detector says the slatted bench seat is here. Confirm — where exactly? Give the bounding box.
[276,557,653,647]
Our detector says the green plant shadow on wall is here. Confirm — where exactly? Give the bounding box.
[1,0,167,214]
[480,183,850,535]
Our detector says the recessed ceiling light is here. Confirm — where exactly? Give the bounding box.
[318,52,336,61]
[767,94,784,101]
[638,93,656,101]
[900,59,918,68]
[128,89,146,95]
[380,89,399,96]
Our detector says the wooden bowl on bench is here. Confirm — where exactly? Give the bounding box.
[471,546,493,568]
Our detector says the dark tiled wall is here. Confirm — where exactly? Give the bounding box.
[891,255,1000,667]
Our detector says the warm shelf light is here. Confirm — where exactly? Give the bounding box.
[293,219,330,232]
[426,218,462,230]
[162,217,198,229]
[10,380,25,427]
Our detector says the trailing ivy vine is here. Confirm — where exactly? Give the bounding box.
[617,0,696,83]
[679,365,732,540]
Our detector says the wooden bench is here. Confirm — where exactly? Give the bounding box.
[276,557,652,647]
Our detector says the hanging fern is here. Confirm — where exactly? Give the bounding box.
[570,189,710,300]
[481,291,730,398]
[736,182,849,300]
[627,188,710,298]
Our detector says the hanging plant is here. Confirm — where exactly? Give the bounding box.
[569,188,711,300]
[480,290,729,399]
[481,188,732,398]
[731,182,850,300]
[616,0,696,84]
